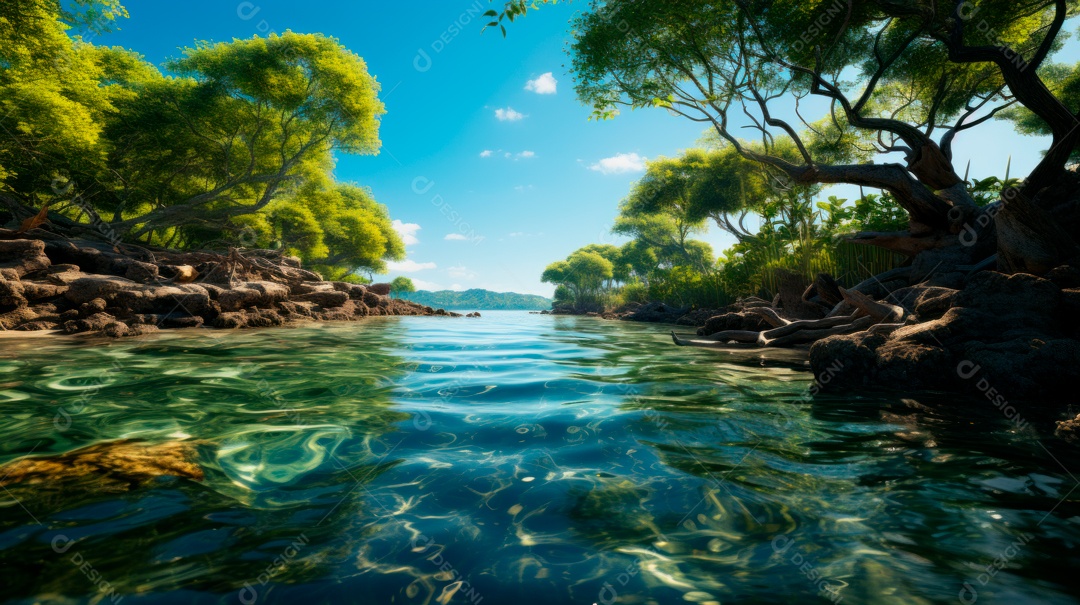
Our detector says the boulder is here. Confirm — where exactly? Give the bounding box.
[0,278,26,308]
[1046,265,1080,289]
[113,284,211,315]
[0,238,50,278]
[0,239,45,262]
[79,298,108,315]
[0,307,38,329]
[809,332,888,388]
[332,282,369,300]
[133,313,205,329]
[873,341,954,389]
[123,261,160,283]
[362,290,382,308]
[367,282,392,296]
[913,287,960,320]
[1056,413,1080,441]
[62,312,120,334]
[15,321,59,331]
[212,309,287,329]
[959,271,1061,330]
[65,276,139,304]
[217,281,290,312]
[294,290,349,308]
[22,282,67,301]
[698,312,771,337]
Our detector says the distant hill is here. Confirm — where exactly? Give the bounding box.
[400,289,552,310]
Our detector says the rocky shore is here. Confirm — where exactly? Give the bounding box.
[0,231,456,337]
[547,268,1080,439]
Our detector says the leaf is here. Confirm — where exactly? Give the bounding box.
[17,204,50,234]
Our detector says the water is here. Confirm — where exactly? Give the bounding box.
[0,311,1077,605]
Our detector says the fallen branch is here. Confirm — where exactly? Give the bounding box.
[747,306,790,327]
[840,287,906,322]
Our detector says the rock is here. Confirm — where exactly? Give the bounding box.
[0,439,203,491]
[62,312,119,334]
[65,276,139,304]
[0,239,51,278]
[367,282,392,296]
[22,281,67,301]
[912,287,960,320]
[113,283,211,315]
[1056,413,1080,441]
[0,278,26,308]
[698,312,771,337]
[100,321,131,338]
[201,283,226,300]
[133,313,205,329]
[0,239,45,261]
[890,307,993,347]
[80,298,108,315]
[15,320,58,331]
[212,309,287,329]
[217,281,290,312]
[170,265,198,283]
[1046,265,1080,289]
[294,290,349,308]
[332,282,369,300]
[959,271,1061,326]
[467,312,481,318]
[873,341,954,389]
[959,337,1080,399]
[124,261,160,283]
[0,307,38,329]
[809,332,888,388]
[291,281,335,295]
[45,265,86,285]
[362,290,382,308]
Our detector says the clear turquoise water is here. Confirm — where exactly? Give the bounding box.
[0,312,1077,604]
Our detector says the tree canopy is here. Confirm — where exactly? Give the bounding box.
[1,2,403,279]
[565,0,1080,274]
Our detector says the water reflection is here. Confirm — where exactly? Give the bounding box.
[0,313,1077,605]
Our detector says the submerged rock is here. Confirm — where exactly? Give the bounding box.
[0,439,204,492]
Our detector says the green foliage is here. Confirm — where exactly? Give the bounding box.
[542,249,616,310]
[390,277,416,298]
[401,289,553,311]
[0,2,403,279]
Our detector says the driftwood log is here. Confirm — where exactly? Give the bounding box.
[673,271,912,350]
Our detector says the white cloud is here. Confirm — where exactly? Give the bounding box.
[590,152,647,175]
[479,150,493,158]
[447,265,476,280]
[391,220,421,246]
[444,233,468,241]
[386,259,436,273]
[411,278,443,291]
[450,284,465,291]
[495,107,526,122]
[517,151,535,159]
[525,72,558,95]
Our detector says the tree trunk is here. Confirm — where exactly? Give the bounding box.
[996,187,1080,274]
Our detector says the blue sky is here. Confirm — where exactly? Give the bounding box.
[95,1,1067,296]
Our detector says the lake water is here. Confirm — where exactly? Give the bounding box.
[0,311,1077,604]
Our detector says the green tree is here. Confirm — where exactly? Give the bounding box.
[390,276,416,298]
[569,0,1080,274]
[541,249,615,310]
[1,2,406,280]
